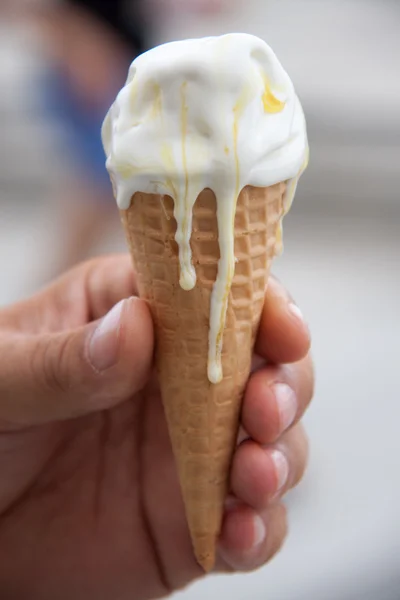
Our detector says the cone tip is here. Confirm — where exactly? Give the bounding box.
[195,549,216,573]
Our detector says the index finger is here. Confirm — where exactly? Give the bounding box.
[0,255,138,334]
[255,277,310,364]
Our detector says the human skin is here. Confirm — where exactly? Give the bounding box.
[0,255,313,600]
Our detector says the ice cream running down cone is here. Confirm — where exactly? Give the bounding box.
[102,33,308,570]
[121,183,285,570]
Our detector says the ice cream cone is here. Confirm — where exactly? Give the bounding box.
[120,182,286,571]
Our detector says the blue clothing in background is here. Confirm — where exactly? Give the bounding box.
[41,68,113,191]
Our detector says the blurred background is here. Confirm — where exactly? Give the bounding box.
[0,1,399,598]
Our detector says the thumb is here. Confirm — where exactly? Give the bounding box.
[0,297,154,427]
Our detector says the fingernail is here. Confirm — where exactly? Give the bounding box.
[88,299,125,371]
[270,449,289,492]
[274,383,297,431]
[288,302,310,337]
[252,515,266,548]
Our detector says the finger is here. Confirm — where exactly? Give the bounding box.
[230,424,309,510]
[1,255,137,334]
[80,255,138,321]
[242,353,314,444]
[276,424,310,491]
[218,503,288,572]
[0,296,153,427]
[256,276,310,364]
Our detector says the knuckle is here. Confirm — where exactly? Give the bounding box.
[32,334,71,395]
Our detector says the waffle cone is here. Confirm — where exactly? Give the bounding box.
[120,183,285,571]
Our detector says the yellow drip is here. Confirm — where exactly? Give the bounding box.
[115,162,140,179]
[180,81,189,208]
[210,83,257,380]
[232,83,254,197]
[165,178,178,200]
[215,263,234,363]
[210,75,286,379]
[161,143,178,199]
[178,81,195,290]
[129,75,139,112]
[232,116,240,198]
[160,195,170,220]
[160,143,174,168]
[261,73,286,114]
[150,82,163,119]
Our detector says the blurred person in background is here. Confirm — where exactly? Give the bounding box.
[0,0,152,271]
[37,0,151,272]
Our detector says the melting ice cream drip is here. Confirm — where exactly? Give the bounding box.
[206,86,253,383]
[175,81,197,291]
[101,33,308,384]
